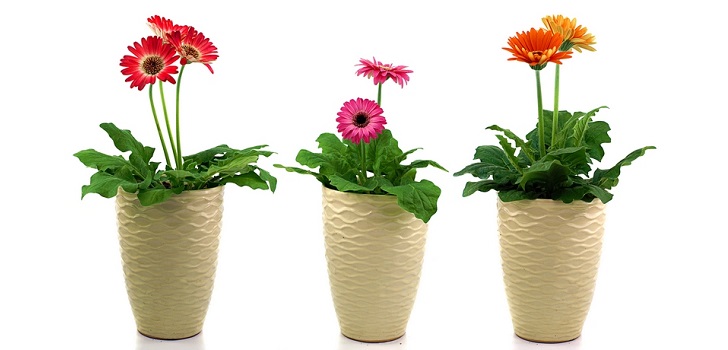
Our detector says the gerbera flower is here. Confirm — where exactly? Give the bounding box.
[542,15,597,52]
[336,98,387,144]
[356,57,412,88]
[168,27,219,74]
[503,28,572,70]
[147,15,189,43]
[120,36,179,90]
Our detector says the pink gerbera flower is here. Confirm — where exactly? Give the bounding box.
[147,15,188,43]
[120,36,179,90]
[168,27,219,74]
[355,57,412,88]
[336,98,387,144]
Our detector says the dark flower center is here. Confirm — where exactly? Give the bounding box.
[182,45,200,60]
[142,56,165,75]
[354,112,370,127]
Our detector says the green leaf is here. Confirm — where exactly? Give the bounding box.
[569,106,608,148]
[453,162,508,179]
[317,133,347,155]
[239,144,274,158]
[137,188,175,206]
[542,146,591,175]
[295,149,330,169]
[221,172,269,190]
[560,183,613,203]
[408,159,448,172]
[273,164,327,184]
[498,190,534,202]
[592,146,656,190]
[552,111,577,149]
[74,149,131,171]
[205,155,259,177]
[495,135,522,172]
[487,124,535,163]
[184,144,233,165]
[517,159,571,190]
[329,175,372,192]
[256,167,277,193]
[81,172,138,199]
[473,145,509,165]
[584,121,611,161]
[462,180,499,197]
[382,180,441,223]
[99,123,154,171]
[397,169,417,186]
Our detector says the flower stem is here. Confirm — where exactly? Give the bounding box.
[175,64,186,169]
[552,64,561,149]
[148,84,172,167]
[158,82,179,169]
[358,142,367,186]
[535,70,546,157]
[377,83,382,106]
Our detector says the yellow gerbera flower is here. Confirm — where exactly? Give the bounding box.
[542,15,597,53]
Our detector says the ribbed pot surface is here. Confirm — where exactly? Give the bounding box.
[116,186,223,340]
[498,198,605,343]
[322,186,427,342]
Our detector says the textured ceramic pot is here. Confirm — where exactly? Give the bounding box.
[322,186,427,342]
[116,186,224,340]
[497,198,606,343]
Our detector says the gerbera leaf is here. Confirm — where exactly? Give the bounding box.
[81,172,138,199]
[407,159,448,172]
[74,149,132,171]
[220,172,269,190]
[487,125,535,163]
[592,146,656,191]
[382,180,441,223]
[329,175,373,192]
[137,188,175,206]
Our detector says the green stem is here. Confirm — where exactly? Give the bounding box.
[175,64,186,169]
[148,84,172,167]
[552,64,561,149]
[158,82,179,169]
[358,142,367,185]
[535,70,546,157]
[377,83,382,106]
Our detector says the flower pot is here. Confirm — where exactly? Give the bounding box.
[497,198,606,343]
[321,186,427,342]
[116,186,224,340]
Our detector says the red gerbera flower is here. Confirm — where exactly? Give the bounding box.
[503,28,572,70]
[120,36,179,90]
[336,98,387,144]
[355,57,412,88]
[147,15,188,43]
[168,27,219,74]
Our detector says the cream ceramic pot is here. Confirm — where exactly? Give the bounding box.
[497,197,606,343]
[322,186,427,342]
[116,186,224,340]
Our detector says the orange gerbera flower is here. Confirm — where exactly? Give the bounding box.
[542,15,596,53]
[503,28,572,70]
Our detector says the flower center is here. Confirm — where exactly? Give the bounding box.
[531,51,544,60]
[182,45,200,60]
[354,112,370,127]
[142,55,165,75]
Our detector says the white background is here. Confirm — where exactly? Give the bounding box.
[1,1,726,349]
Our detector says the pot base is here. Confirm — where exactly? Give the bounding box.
[138,330,202,341]
[342,332,405,343]
[516,333,580,344]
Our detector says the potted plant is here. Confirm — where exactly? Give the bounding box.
[74,15,277,340]
[454,15,655,343]
[275,57,447,342]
